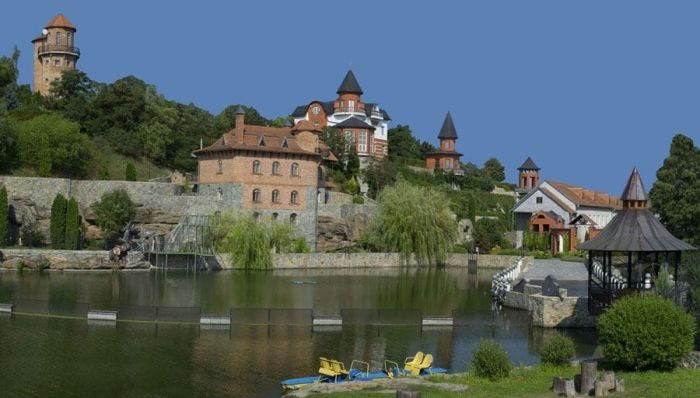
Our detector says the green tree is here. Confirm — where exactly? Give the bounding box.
[50,194,67,249]
[0,47,20,109]
[0,185,8,246]
[92,189,136,240]
[473,218,503,252]
[0,105,17,172]
[345,145,360,178]
[388,124,422,163]
[98,165,110,180]
[367,181,458,265]
[64,197,80,250]
[125,162,137,181]
[16,113,93,177]
[48,69,98,125]
[345,175,360,195]
[649,134,700,246]
[214,104,268,133]
[483,158,506,182]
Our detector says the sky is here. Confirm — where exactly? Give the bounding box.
[3,1,699,194]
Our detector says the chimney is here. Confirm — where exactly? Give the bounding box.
[234,105,246,144]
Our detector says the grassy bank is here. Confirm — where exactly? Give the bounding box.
[309,365,700,398]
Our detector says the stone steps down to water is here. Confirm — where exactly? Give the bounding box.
[282,377,468,398]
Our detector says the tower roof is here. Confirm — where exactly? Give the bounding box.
[518,157,540,170]
[437,112,458,139]
[45,13,76,30]
[234,105,246,115]
[336,70,363,95]
[620,166,648,202]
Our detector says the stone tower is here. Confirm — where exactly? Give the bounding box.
[517,157,540,191]
[32,13,79,95]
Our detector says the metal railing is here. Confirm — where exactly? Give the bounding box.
[37,45,80,56]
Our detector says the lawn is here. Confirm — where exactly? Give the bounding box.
[308,365,700,398]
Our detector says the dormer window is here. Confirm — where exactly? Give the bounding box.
[282,138,289,148]
[312,106,320,115]
[258,136,266,146]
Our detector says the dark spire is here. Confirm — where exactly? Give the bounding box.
[336,70,363,95]
[518,157,540,171]
[437,112,458,139]
[621,166,648,202]
[234,105,245,115]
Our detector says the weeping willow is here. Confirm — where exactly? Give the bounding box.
[368,180,458,266]
[214,212,300,269]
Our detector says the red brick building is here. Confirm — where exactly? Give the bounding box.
[195,106,336,213]
[425,112,463,174]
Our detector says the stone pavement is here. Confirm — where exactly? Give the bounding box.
[520,259,589,297]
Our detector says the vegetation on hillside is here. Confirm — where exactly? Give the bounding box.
[92,189,136,244]
[0,49,290,180]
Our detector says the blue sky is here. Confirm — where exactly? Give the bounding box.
[3,1,699,193]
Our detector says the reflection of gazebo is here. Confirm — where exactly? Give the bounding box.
[578,167,696,313]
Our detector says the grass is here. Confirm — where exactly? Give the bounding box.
[309,365,700,398]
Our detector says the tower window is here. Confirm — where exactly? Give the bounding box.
[312,106,320,115]
[272,161,280,175]
[67,32,72,45]
[252,189,261,203]
[291,162,299,176]
[272,189,280,203]
[344,130,354,145]
[54,59,61,66]
[358,131,367,153]
[56,31,62,45]
[291,191,298,204]
[252,160,261,174]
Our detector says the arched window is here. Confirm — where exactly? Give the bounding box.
[272,212,278,220]
[56,31,62,45]
[252,160,261,174]
[217,159,223,174]
[67,32,72,45]
[290,191,298,204]
[312,106,320,115]
[272,161,280,175]
[291,163,299,176]
[252,189,261,203]
[290,213,297,225]
[272,189,280,203]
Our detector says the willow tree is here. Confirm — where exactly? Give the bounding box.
[368,180,458,265]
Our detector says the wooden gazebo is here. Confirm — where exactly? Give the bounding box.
[578,167,696,313]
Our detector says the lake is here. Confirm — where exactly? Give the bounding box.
[0,267,599,397]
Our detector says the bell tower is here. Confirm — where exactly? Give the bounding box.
[32,13,79,95]
[517,157,540,191]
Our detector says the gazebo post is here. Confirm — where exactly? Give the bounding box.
[627,251,632,289]
[587,250,593,312]
[674,251,680,303]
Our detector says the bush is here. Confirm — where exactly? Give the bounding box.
[473,218,504,252]
[291,237,310,253]
[20,223,44,247]
[64,197,80,250]
[92,189,136,240]
[50,194,67,249]
[598,294,696,370]
[352,195,364,204]
[471,339,512,380]
[125,162,137,181]
[0,185,7,246]
[449,244,468,253]
[539,332,576,366]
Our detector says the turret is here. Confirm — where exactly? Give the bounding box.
[32,13,79,95]
[335,70,364,114]
[517,157,540,191]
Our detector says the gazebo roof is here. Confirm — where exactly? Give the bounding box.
[578,167,695,252]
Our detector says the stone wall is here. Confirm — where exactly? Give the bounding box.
[316,203,377,251]
[0,249,148,270]
[529,294,596,328]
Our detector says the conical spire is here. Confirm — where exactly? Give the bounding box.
[45,13,76,30]
[234,105,245,115]
[621,166,648,202]
[336,70,363,95]
[518,157,540,171]
[437,112,458,139]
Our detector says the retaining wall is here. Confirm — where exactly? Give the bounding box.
[0,248,148,270]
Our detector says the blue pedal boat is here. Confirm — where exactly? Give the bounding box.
[281,352,448,391]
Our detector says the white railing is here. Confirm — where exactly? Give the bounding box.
[492,257,524,300]
[591,261,627,290]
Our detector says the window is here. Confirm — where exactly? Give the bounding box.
[312,106,320,115]
[348,100,355,111]
[290,213,298,225]
[258,136,266,146]
[282,138,289,148]
[252,189,261,203]
[272,212,278,220]
[54,59,61,66]
[56,31,62,45]
[253,212,261,222]
[217,159,223,174]
[536,197,543,204]
[344,130,354,144]
[67,32,72,45]
[252,160,261,174]
[358,131,367,153]
[445,158,452,169]
[272,189,280,203]
[272,161,280,175]
[291,162,299,176]
[291,190,298,204]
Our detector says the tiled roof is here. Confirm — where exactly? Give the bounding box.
[546,180,622,210]
[291,100,390,121]
[195,122,336,162]
[46,13,76,30]
[32,34,47,42]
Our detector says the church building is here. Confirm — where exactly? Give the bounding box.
[291,70,391,164]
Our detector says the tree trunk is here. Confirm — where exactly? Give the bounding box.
[580,360,597,394]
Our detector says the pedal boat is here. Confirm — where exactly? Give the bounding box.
[281,352,448,391]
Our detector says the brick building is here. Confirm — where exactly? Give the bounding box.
[512,159,622,253]
[425,112,463,174]
[291,70,391,164]
[194,106,336,232]
[32,13,80,95]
